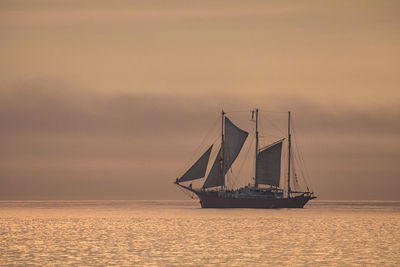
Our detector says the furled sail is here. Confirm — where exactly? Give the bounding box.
[203,117,248,188]
[256,140,283,187]
[178,145,213,182]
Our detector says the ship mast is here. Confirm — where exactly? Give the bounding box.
[254,108,259,187]
[287,111,292,197]
[221,110,225,190]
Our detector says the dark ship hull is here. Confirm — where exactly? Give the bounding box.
[175,183,316,209]
[195,192,315,209]
[174,110,316,208]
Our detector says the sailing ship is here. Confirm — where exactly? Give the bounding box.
[174,109,316,208]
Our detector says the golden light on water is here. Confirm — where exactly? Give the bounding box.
[0,1,400,264]
[1,200,400,266]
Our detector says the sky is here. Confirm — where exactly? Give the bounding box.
[0,0,399,200]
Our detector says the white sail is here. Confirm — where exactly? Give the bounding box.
[203,117,248,188]
[178,145,213,182]
[256,140,283,187]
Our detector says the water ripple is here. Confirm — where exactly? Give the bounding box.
[0,200,399,266]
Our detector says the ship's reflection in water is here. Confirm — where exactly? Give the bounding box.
[1,200,399,266]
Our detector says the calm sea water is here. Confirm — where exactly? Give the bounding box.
[1,200,399,266]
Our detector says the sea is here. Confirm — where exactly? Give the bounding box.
[0,200,399,266]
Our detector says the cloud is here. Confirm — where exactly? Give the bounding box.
[0,82,217,137]
[0,81,399,200]
[1,82,399,138]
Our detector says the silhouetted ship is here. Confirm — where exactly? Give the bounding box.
[174,109,316,208]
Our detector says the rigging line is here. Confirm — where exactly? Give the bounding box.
[263,114,286,137]
[259,109,287,114]
[295,136,312,192]
[258,114,283,146]
[194,116,220,154]
[289,131,303,185]
[262,133,285,139]
[291,145,301,189]
[225,110,251,113]
[225,123,253,188]
[177,185,196,199]
[258,113,265,148]
[292,156,303,191]
[258,138,286,152]
[178,115,219,177]
[291,122,308,191]
[230,134,255,189]
[291,117,313,191]
[293,143,309,192]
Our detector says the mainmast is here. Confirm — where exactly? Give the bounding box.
[221,110,225,190]
[287,111,292,197]
[254,108,259,187]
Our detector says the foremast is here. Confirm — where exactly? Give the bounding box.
[174,109,316,205]
[220,110,225,190]
[253,108,259,187]
[202,112,248,189]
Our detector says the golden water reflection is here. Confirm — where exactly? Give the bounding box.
[1,200,399,266]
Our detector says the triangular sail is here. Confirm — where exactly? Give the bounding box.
[203,117,248,188]
[256,140,283,187]
[202,148,223,188]
[178,145,213,182]
[223,117,249,174]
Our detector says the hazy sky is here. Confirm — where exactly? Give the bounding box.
[0,0,399,200]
